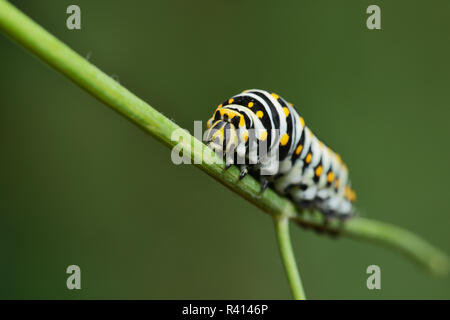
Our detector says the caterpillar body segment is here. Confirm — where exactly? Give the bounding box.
[205,89,356,219]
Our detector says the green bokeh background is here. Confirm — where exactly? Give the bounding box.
[1,0,449,299]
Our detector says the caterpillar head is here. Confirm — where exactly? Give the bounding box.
[205,120,239,157]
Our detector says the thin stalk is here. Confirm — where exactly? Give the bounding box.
[274,216,306,300]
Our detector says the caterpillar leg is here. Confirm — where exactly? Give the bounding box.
[239,165,248,180]
[297,201,331,234]
[259,178,270,194]
[296,199,314,210]
[294,202,344,237]
[318,211,349,237]
[321,213,339,237]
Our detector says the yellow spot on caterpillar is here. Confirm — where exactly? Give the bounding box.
[271,93,279,99]
[295,144,303,155]
[256,110,264,118]
[243,131,249,142]
[336,154,342,164]
[351,190,357,202]
[259,131,268,141]
[283,107,290,117]
[280,134,289,146]
[327,171,335,183]
[305,153,312,164]
[248,102,254,108]
[239,116,245,127]
[217,104,223,109]
[228,98,234,104]
[315,165,323,177]
[299,117,305,127]
[220,109,238,120]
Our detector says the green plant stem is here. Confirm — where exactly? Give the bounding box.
[274,216,306,300]
[0,0,448,286]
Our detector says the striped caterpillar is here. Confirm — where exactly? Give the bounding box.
[205,89,356,219]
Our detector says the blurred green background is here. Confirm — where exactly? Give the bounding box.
[1,0,449,299]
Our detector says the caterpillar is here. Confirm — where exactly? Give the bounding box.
[205,89,356,219]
